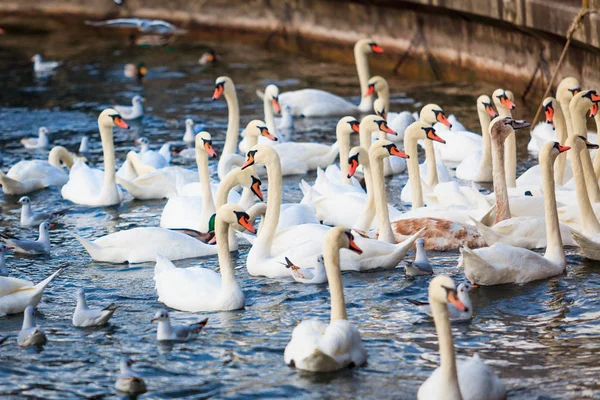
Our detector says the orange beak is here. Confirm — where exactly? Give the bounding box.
[370,44,384,53]
[545,104,555,126]
[212,85,223,101]
[485,104,499,118]
[251,179,264,201]
[242,152,255,170]
[380,122,397,135]
[204,142,217,158]
[591,93,600,102]
[436,112,452,128]
[350,122,360,133]
[238,216,256,233]
[348,235,363,254]
[590,103,599,118]
[113,117,129,129]
[260,127,278,141]
[558,145,571,153]
[365,84,375,97]
[389,146,409,159]
[347,156,359,178]
[50,223,56,228]
[471,284,479,289]
[447,290,468,312]
[151,318,157,323]
[501,97,516,110]
[7,247,14,250]
[427,129,446,144]
[139,66,147,76]
[272,98,281,114]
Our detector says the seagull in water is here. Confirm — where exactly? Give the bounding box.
[72,288,118,327]
[405,238,433,276]
[31,54,60,75]
[0,244,13,276]
[17,196,69,227]
[0,221,53,255]
[86,18,186,35]
[407,282,476,322]
[151,309,208,342]
[114,95,145,120]
[21,127,50,149]
[284,256,327,284]
[18,305,47,347]
[115,357,147,395]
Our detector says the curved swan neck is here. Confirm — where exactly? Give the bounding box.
[570,103,600,202]
[197,149,216,220]
[256,152,283,256]
[98,123,117,198]
[569,139,600,235]
[491,135,511,223]
[48,146,74,168]
[264,95,278,138]
[540,149,565,265]
[353,152,377,232]
[356,46,373,112]
[215,217,236,285]
[431,300,463,400]
[477,108,493,180]
[337,130,351,185]
[376,85,390,114]
[405,131,424,209]
[223,89,240,156]
[554,104,568,184]
[215,172,237,208]
[369,147,395,243]
[323,237,347,322]
[424,139,439,186]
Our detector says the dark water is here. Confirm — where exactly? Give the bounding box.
[0,28,597,400]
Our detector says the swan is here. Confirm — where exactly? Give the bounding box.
[470,141,575,248]
[239,84,282,153]
[527,97,559,153]
[241,144,420,276]
[455,95,499,182]
[153,203,255,312]
[430,109,485,164]
[213,76,241,179]
[0,267,62,316]
[284,227,367,372]
[408,282,475,322]
[373,97,416,139]
[366,76,408,141]
[21,127,49,149]
[62,109,128,206]
[274,38,382,117]
[114,95,145,120]
[31,54,60,74]
[418,275,506,400]
[0,146,82,195]
[460,136,567,285]
[492,89,517,188]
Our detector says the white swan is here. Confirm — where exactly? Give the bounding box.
[21,127,49,149]
[62,109,128,206]
[0,268,62,316]
[490,89,518,189]
[284,227,367,372]
[460,135,567,285]
[408,282,475,322]
[418,276,506,400]
[154,204,254,312]
[114,95,144,120]
[275,39,382,117]
[213,76,242,179]
[455,95,499,182]
[239,84,282,153]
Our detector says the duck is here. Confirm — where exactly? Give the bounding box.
[198,48,218,65]
[21,127,50,149]
[417,276,506,400]
[115,357,146,395]
[273,38,382,117]
[152,309,208,341]
[284,227,367,372]
[241,144,420,277]
[154,204,255,312]
[460,137,568,285]
[408,282,475,321]
[31,54,60,74]
[72,288,118,327]
[114,95,145,120]
[0,221,52,255]
[405,238,433,276]
[17,196,69,227]
[124,62,146,81]
[455,95,499,182]
[0,267,62,316]
[62,109,128,206]
[284,255,327,284]
[0,244,12,276]
[18,305,47,347]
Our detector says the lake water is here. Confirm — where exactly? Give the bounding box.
[0,27,597,399]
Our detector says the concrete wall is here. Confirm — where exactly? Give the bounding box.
[0,0,598,94]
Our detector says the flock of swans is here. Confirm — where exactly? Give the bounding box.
[2,37,600,398]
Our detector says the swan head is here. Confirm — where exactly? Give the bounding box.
[151,309,169,323]
[224,167,264,201]
[17,196,31,205]
[420,104,451,128]
[98,108,129,129]
[217,203,255,234]
[370,139,409,160]
[477,95,498,119]
[325,226,363,255]
[556,76,580,105]
[373,98,386,118]
[540,141,571,166]
[360,114,396,136]
[492,89,516,113]
[245,120,277,141]
[365,76,388,97]
[355,38,383,54]
[242,144,279,170]
[264,84,281,114]
[571,90,600,118]
[428,275,468,311]
[195,131,217,158]
[489,117,530,142]
[347,146,367,178]
[541,97,558,127]
[568,135,598,154]
[405,121,445,144]
[31,54,42,63]
[336,116,360,138]
[212,76,234,100]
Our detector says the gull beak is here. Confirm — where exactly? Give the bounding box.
[151,318,157,323]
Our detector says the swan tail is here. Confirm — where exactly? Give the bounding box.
[72,233,104,261]
[255,89,265,100]
[469,217,501,245]
[301,348,341,372]
[154,253,176,274]
[479,203,497,227]
[570,230,600,261]
[459,246,495,285]
[299,180,314,206]
[33,268,63,293]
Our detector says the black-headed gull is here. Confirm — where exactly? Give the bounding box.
[21,127,50,149]
[72,288,118,327]
[86,18,186,35]
[151,309,208,341]
[0,244,13,276]
[0,221,53,254]
[407,282,476,321]
[31,54,60,74]
[17,196,69,227]
[114,95,145,120]
[18,305,47,347]
[405,238,433,276]
[115,357,147,395]
[284,256,327,284]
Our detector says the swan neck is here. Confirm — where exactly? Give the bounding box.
[216,218,236,285]
[431,300,463,400]
[215,172,237,208]
[504,132,517,188]
[541,153,565,265]
[323,238,347,322]
[99,123,117,194]
[572,107,600,201]
[337,130,351,185]
[48,146,74,168]
[424,139,439,186]
[223,90,240,156]
[355,47,372,112]
[197,150,216,223]
[491,136,511,223]
[370,151,395,243]
[406,134,424,209]
[353,153,376,232]
[22,310,35,329]
[478,108,493,179]
[264,96,278,138]
[256,156,283,254]
[570,144,600,235]
[554,107,568,184]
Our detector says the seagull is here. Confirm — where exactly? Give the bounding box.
[405,238,433,276]
[18,305,47,347]
[0,244,13,276]
[31,54,61,74]
[115,357,147,395]
[0,221,53,255]
[114,95,145,120]
[72,288,118,327]
[407,282,476,321]
[151,309,208,341]
[284,256,327,284]
[17,196,69,227]
[86,18,186,35]
[21,127,50,149]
